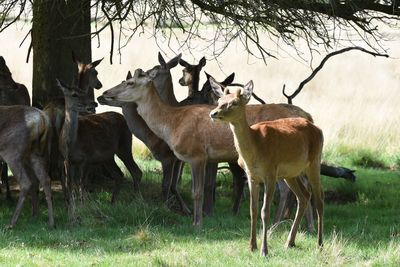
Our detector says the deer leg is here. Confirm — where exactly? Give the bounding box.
[229,162,246,215]
[106,159,124,204]
[30,176,39,218]
[161,158,176,201]
[1,161,12,201]
[260,177,276,257]
[117,151,143,190]
[6,160,32,228]
[248,179,259,252]
[273,180,290,226]
[30,154,55,229]
[284,177,311,248]
[203,163,217,216]
[305,164,324,248]
[298,175,315,232]
[189,160,206,227]
[170,160,191,215]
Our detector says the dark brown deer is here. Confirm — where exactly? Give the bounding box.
[98,53,191,215]
[0,56,31,200]
[101,69,318,227]
[209,82,324,256]
[57,79,142,205]
[0,105,54,228]
[178,56,206,98]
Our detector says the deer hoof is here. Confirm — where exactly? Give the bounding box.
[260,249,268,257]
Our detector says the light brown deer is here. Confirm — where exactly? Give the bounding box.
[209,80,324,256]
[101,68,316,227]
[98,53,191,215]
[0,56,31,200]
[179,63,354,229]
[0,105,54,228]
[56,79,142,205]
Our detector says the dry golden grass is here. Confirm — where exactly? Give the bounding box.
[1,22,399,157]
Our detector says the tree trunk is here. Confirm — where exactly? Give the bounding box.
[32,0,92,108]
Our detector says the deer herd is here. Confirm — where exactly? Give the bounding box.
[0,52,356,257]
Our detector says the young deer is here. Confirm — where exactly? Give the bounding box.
[0,106,54,228]
[57,80,142,205]
[209,80,324,256]
[0,56,31,200]
[101,68,316,227]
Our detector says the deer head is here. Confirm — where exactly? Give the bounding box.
[178,56,206,88]
[209,78,254,122]
[72,52,103,91]
[145,52,181,90]
[56,79,97,113]
[102,69,153,103]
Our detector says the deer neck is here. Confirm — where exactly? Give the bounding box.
[136,86,178,143]
[60,103,79,156]
[188,72,200,97]
[228,109,255,163]
[155,75,179,106]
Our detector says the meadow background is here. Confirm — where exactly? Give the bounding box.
[0,21,399,266]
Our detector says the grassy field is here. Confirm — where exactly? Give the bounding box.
[0,156,399,266]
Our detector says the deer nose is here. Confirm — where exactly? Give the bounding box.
[209,110,219,119]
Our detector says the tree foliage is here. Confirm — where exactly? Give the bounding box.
[1,0,400,62]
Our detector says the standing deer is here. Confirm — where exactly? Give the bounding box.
[0,56,30,200]
[56,79,142,205]
[0,106,54,228]
[178,60,354,229]
[209,81,324,256]
[101,68,317,227]
[98,53,191,215]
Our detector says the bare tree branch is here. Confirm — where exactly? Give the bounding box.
[282,46,389,104]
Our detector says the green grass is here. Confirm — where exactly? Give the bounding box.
[0,157,399,266]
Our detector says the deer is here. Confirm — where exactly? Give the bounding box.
[98,53,191,215]
[0,56,31,200]
[209,80,324,256]
[178,56,206,98]
[101,68,320,227]
[56,79,142,205]
[178,58,355,230]
[0,105,54,228]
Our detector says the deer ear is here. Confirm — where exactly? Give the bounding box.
[55,78,68,92]
[209,76,224,98]
[126,71,132,80]
[241,80,253,103]
[179,58,190,68]
[221,72,235,86]
[90,58,103,68]
[158,52,166,66]
[199,57,206,68]
[166,53,181,69]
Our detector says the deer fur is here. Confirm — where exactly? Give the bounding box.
[0,106,54,228]
[101,69,316,227]
[209,81,324,256]
[0,56,31,201]
[98,53,191,215]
